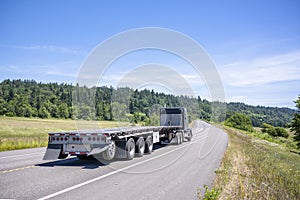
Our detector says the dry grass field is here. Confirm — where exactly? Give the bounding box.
[0,117,128,151]
[212,127,300,200]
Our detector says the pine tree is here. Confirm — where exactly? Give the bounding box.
[291,95,300,148]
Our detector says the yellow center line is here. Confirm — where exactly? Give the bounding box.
[0,165,35,174]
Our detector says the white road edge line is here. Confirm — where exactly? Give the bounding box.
[0,152,44,160]
[37,136,205,200]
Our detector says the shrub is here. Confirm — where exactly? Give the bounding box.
[224,113,253,132]
[198,185,220,200]
[261,123,288,138]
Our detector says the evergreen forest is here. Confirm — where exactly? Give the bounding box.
[0,79,295,127]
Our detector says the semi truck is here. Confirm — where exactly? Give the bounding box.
[43,107,193,161]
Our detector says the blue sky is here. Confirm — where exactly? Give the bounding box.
[0,0,299,108]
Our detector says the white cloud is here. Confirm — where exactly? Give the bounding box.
[219,51,300,87]
[227,95,247,102]
[5,44,85,55]
[45,70,77,78]
[101,74,126,82]
[98,66,198,96]
[181,74,198,79]
[1,61,79,80]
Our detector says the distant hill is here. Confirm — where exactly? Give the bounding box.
[226,102,295,127]
[0,79,296,127]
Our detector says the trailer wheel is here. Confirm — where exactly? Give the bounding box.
[102,140,116,161]
[135,137,145,157]
[144,136,153,154]
[126,138,135,160]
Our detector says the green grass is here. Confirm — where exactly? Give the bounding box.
[0,116,128,151]
[213,126,300,199]
[249,127,298,151]
[198,185,220,200]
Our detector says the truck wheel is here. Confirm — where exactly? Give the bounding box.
[175,132,183,145]
[126,138,135,160]
[102,140,116,161]
[180,132,183,144]
[135,137,145,157]
[144,136,153,154]
[187,129,193,142]
[187,132,192,141]
[175,133,181,145]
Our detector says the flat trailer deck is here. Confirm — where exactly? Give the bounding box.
[43,107,193,161]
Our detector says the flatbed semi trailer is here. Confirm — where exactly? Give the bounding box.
[43,107,193,161]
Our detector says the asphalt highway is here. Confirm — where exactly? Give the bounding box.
[0,121,228,200]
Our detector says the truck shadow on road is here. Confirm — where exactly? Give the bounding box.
[37,143,168,170]
[37,157,107,169]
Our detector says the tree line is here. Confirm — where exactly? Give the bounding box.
[224,96,300,150]
[0,79,296,127]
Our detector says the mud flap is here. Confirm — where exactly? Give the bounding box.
[88,145,109,156]
[115,140,127,159]
[43,144,62,160]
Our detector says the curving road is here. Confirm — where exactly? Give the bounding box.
[0,121,228,200]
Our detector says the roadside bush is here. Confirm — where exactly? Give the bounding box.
[261,123,288,138]
[198,185,220,200]
[224,113,253,132]
[274,127,289,138]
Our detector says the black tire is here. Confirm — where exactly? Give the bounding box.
[175,132,181,145]
[126,138,135,160]
[144,136,153,154]
[102,140,116,161]
[135,137,145,157]
[187,129,193,142]
[179,132,183,144]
